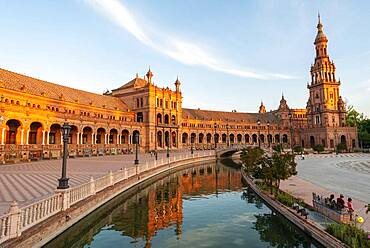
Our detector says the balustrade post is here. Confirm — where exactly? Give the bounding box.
[55,189,71,211]
[154,160,157,167]
[109,171,113,186]
[90,177,96,196]
[123,168,128,179]
[7,201,21,239]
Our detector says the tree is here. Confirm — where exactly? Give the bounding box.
[346,106,370,148]
[240,147,265,175]
[250,152,297,194]
[271,152,297,190]
[346,105,365,127]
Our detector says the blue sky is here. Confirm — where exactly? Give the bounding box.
[1,0,370,116]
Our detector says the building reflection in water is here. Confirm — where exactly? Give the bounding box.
[111,162,242,247]
[44,162,242,248]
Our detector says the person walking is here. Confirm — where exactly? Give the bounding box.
[347,198,354,221]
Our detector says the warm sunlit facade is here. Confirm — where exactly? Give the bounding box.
[0,17,357,163]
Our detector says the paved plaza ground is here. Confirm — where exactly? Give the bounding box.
[0,149,201,214]
[281,153,370,232]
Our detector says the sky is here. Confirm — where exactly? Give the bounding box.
[0,0,369,116]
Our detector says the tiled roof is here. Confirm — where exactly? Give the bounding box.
[182,108,279,123]
[0,68,129,111]
[112,77,147,91]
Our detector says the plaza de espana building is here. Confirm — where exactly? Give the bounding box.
[0,17,358,163]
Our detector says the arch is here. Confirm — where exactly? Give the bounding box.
[340,135,346,145]
[136,112,143,122]
[182,132,188,144]
[260,134,265,143]
[121,129,129,144]
[96,127,106,144]
[275,134,280,143]
[206,133,212,143]
[237,134,242,143]
[198,133,204,144]
[229,134,235,143]
[157,113,162,124]
[164,114,169,124]
[69,125,78,144]
[29,122,43,144]
[171,115,176,125]
[171,131,177,147]
[5,119,22,144]
[82,126,93,144]
[49,124,62,144]
[109,128,118,144]
[190,133,196,144]
[282,134,288,143]
[267,134,272,144]
[252,134,258,143]
[245,134,250,143]
[132,130,140,144]
[214,133,219,144]
[164,131,170,147]
[222,133,227,143]
[310,136,315,147]
[157,131,163,147]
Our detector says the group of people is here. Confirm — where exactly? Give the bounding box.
[314,193,354,214]
[325,194,354,213]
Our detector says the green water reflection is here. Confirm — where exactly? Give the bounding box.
[45,162,322,248]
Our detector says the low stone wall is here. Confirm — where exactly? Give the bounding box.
[2,152,215,248]
[241,170,349,248]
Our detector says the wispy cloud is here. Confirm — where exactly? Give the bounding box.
[85,0,297,80]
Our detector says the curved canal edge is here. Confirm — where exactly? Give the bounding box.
[2,152,215,248]
[241,169,349,248]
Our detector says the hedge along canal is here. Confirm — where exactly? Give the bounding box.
[44,160,323,248]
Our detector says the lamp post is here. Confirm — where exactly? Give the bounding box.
[214,122,217,150]
[267,121,271,148]
[334,127,337,154]
[166,130,170,158]
[57,123,71,189]
[257,119,261,148]
[134,132,139,165]
[288,112,293,151]
[226,124,229,147]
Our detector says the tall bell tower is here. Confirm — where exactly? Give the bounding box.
[306,14,346,129]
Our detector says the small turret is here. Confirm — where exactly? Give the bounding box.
[258,101,266,113]
[146,67,153,84]
[174,76,181,92]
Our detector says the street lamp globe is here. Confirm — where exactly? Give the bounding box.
[62,123,71,140]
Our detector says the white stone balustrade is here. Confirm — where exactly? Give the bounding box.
[0,150,216,245]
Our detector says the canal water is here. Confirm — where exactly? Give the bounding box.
[45,161,323,248]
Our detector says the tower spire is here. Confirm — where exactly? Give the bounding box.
[146,66,153,84]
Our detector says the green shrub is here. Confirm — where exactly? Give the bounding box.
[276,191,295,207]
[272,144,283,153]
[293,145,303,154]
[313,144,325,153]
[326,223,370,248]
[336,143,347,153]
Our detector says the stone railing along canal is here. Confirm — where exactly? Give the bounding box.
[0,150,215,245]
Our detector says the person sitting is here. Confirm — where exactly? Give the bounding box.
[337,194,345,210]
[328,194,335,209]
[347,198,354,221]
